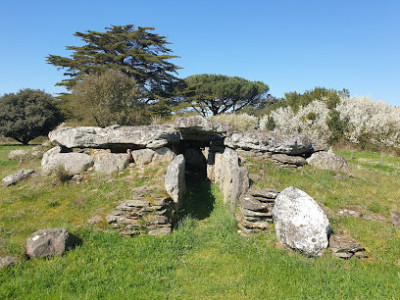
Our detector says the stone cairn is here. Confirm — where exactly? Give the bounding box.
[106,191,176,236]
[236,188,280,234]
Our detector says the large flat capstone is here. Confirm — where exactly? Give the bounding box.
[49,125,181,149]
[224,131,314,155]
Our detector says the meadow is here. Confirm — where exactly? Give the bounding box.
[1,145,400,299]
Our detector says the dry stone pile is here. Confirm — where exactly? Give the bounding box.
[106,192,176,236]
[236,189,279,234]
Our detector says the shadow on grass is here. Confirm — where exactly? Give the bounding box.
[179,173,215,220]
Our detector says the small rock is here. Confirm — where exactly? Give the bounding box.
[2,169,35,187]
[0,256,17,269]
[26,228,71,258]
[338,209,360,218]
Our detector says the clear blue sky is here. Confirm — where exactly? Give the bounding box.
[0,0,399,105]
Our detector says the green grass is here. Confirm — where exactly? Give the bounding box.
[1,146,400,299]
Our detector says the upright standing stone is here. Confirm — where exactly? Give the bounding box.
[218,148,249,210]
[165,155,186,204]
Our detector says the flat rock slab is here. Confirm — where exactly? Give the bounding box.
[271,154,307,166]
[306,151,349,173]
[224,131,314,155]
[248,189,279,200]
[329,234,367,259]
[49,125,180,149]
[273,187,331,256]
[26,228,71,258]
[2,169,35,187]
[240,195,269,211]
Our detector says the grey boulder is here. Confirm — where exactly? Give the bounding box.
[93,153,131,174]
[26,228,71,258]
[273,187,331,256]
[306,151,349,173]
[42,152,94,175]
[2,169,35,187]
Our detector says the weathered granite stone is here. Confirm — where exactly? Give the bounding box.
[41,146,65,167]
[165,155,186,203]
[329,234,367,259]
[153,147,176,163]
[26,228,71,258]
[49,125,180,149]
[42,152,94,175]
[273,187,331,256]
[131,149,155,166]
[2,169,35,187]
[219,148,249,209]
[224,131,313,155]
[306,151,349,173]
[93,153,131,174]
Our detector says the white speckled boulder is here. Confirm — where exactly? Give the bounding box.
[272,187,331,256]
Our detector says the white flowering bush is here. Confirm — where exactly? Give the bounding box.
[260,100,330,139]
[211,113,258,131]
[259,96,400,149]
[337,96,400,148]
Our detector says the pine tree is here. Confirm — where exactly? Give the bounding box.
[177,74,269,116]
[47,25,180,109]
